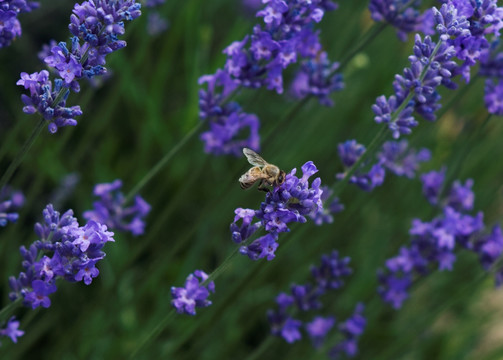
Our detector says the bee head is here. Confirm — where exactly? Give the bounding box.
[277,170,286,185]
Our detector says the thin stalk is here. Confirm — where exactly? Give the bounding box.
[129,309,177,359]
[124,119,205,204]
[0,299,22,324]
[338,22,387,72]
[0,119,45,191]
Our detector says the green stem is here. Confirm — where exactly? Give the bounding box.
[124,119,205,204]
[0,119,45,191]
[129,309,177,359]
[244,336,275,360]
[0,299,22,324]
[338,22,388,72]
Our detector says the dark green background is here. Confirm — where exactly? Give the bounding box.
[1,0,503,359]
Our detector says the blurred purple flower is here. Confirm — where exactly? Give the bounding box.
[83,179,151,237]
[0,0,39,48]
[329,303,366,358]
[484,79,503,115]
[0,317,24,344]
[171,270,215,315]
[378,173,486,309]
[198,0,339,155]
[268,250,364,354]
[0,186,24,227]
[290,52,344,106]
[369,0,435,41]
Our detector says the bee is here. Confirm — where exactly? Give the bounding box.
[239,148,286,192]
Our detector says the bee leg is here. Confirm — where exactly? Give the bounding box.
[257,180,270,193]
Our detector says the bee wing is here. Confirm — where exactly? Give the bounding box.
[243,148,268,167]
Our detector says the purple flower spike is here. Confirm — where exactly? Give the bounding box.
[372,0,503,138]
[232,161,324,261]
[9,204,115,309]
[83,179,151,236]
[171,270,215,315]
[0,317,25,344]
[17,0,141,132]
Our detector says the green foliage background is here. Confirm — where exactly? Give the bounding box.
[1,0,503,359]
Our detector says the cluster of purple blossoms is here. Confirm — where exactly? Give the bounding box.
[0,317,24,345]
[336,139,430,192]
[480,39,503,115]
[267,251,366,357]
[199,0,340,156]
[171,270,215,315]
[16,0,142,133]
[0,186,25,227]
[290,51,344,106]
[377,169,503,309]
[372,0,503,138]
[369,0,435,41]
[83,179,151,237]
[9,204,114,309]
[0,0,39,48]
[231,162,323,261]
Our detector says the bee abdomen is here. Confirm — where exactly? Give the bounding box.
[240,181,253,190]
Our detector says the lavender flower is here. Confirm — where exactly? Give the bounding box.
[17,0,141,133]
[268,251,366,356]
[377,140,431,178]
[146,12,168,35]
[378,173,484,309]
[369,0,434,41]
[0,317,24,344]
[290,52,344,106]
[199,0,339,155]
[306,316,336,348]
[420,167,446,205]
[83,179,151,237]
[329,303,366,358]
[372,0,503,138]
[484,79,503,115]
[0,0,39,48]
[171,270,215,315]
[473,225,503,286]
[9,204,114,309]
[336,139,431,193]
[233,161,323,261]
[0,187,24,227]
[336,140,386,192]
